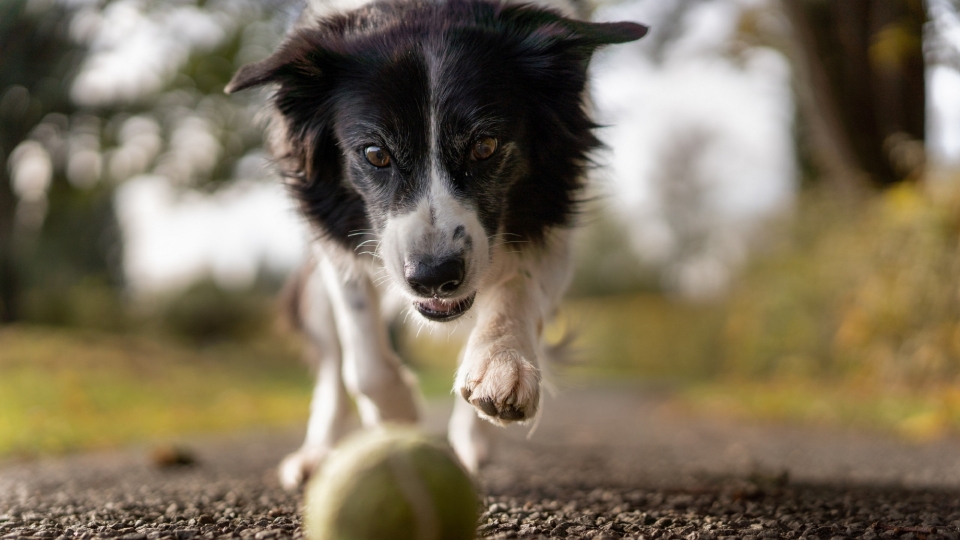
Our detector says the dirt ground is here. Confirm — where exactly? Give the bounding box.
[2,384,960,539]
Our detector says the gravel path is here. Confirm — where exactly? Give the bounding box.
[3,384,960,539]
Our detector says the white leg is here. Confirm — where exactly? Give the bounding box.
[453,231,573,425]
[319,256,419,426]
[279,265,351,490]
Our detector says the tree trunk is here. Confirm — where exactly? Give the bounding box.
[0,151,18,323]
[782,0,927,189]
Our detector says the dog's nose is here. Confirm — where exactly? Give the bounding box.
[405,257,464,297]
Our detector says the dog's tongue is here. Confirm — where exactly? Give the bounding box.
[420,298,453,313]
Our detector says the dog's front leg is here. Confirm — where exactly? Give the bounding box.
[452,233,573,456]
[318,256,420,427]
[454,270,543,426]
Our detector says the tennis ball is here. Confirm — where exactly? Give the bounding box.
[304,426,479,540]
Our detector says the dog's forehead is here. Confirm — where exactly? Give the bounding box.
[331,26,519,147]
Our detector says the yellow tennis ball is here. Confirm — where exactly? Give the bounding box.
[304,427,479,540]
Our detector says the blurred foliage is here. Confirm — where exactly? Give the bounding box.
[0,0,288,327]
[722,180,960,386]
[158,278,277,345]
[569,209,661,297]
[22,277,128,332]
[1,0,88,322]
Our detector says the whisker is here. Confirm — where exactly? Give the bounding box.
[354,239,381,251]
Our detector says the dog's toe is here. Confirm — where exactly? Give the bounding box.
[456,347,540,424]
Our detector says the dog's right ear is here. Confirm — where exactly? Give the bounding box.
[225,55,286,94]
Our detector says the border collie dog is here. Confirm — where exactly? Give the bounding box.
[226,0,646,489]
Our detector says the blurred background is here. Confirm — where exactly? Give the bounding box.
[2,0,960,459]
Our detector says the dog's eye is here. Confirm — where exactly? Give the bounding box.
[471,137,498,161]
[364,146,391,168]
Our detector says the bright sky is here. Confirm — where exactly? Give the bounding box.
[115,175,309,294]
[83,0,960,295]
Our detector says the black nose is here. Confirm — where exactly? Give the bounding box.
[404,257,465,297]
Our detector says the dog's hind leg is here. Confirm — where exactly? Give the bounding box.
[278,262,352,491]
[318,254,420,428]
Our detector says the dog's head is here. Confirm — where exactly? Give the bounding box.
[227,0,646,321]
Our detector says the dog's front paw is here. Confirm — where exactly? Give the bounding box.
[277,445,329,491]
[455,347,540,424]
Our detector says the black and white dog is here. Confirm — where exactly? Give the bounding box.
[226,0,646,489]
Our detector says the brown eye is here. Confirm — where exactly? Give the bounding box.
[364,145,390,168]
[472,137,498,161]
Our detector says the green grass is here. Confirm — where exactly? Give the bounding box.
[0,327,315,458]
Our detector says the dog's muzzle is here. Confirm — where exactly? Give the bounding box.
[404,255,475,321]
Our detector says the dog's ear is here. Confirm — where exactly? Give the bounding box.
[225,55,288,94]
[562,20,649,46]
[503,5,648,51]
[225,35,326,94]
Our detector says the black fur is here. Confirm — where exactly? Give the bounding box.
[227,0,647,253]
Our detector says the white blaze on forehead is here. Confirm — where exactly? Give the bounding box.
[424,64,491,291]
[375,55,491,301]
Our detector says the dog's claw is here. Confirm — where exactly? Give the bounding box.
[476,397,498,417]
[461,387,473,401]
[498,406,525,421]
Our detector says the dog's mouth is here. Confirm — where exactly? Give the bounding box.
[414,292,476,322]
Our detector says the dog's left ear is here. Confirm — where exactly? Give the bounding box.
[561,20,649,47]
[505,5,648,51]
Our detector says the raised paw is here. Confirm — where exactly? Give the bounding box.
[454,347,540,425]
[277,445,329,491]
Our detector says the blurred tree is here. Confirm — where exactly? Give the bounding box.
[664,0,931,191]
[651,128,725,296]
[0,0,86,323]
[0,0,290,328]
[781,0,928,191]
